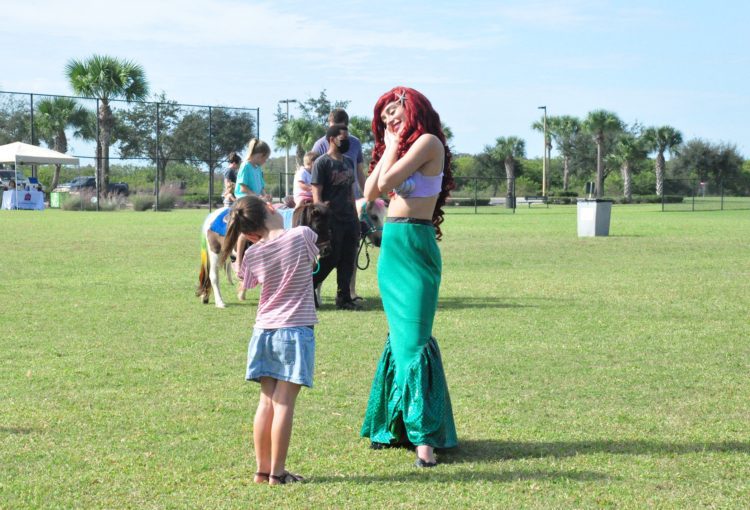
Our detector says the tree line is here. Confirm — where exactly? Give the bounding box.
[1,55,256,194]
[2,54,748,201]
[270,100,749,201]
[460,111,748,201]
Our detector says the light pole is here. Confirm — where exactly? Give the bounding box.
[537,105,548,197]
[278,98,297,197]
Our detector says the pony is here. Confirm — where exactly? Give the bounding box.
[350,198,386,299]
[197,202,331,308]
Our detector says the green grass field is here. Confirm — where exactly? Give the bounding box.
[2,205,749,509]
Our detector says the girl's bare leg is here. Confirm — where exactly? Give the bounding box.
[235,237,248,300]
[253,377,276,483]
[268,380,302,484]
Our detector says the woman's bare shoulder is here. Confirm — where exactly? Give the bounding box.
[415,132,443,145]
[406,134,444,176]
[411,133,445,153]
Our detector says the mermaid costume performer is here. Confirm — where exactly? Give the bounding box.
[361,172,458,449]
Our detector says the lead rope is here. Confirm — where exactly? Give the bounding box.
[356,201,381,271]
[357,235,371,270]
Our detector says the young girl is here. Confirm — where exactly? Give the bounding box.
[233,139,272,281]
[220,195,319,485]
[293,151,318,207]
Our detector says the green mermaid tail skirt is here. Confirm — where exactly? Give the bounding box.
[360,220,457,448]
[361,335,458,448]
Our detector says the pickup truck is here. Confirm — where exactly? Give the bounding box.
[53,176,129,196]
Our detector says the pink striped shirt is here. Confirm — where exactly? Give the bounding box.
[240,226,319,328]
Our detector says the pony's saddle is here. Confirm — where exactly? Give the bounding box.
[209,206,295,238]
[209,208,231,237]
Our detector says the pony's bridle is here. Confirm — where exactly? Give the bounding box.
[357,201,383,270]
[359,201,383,239]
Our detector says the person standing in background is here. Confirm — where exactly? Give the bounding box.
[312,109,366,200]
[233,139,271,280]
[311,124,361,311]
[223,151,241,208]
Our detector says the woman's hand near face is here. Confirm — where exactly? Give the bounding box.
[383,125,399,150]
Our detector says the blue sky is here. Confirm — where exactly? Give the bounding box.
[1,0,748,158]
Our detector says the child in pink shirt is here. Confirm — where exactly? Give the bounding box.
[220,195,319,485]
[293,151,318,207]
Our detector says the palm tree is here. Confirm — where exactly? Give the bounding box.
[584,110,624,198]
[275,117,324,166]
[491,136,526,208]
[35,97,93,190]
[643,126,683,196]
[547,115,581,191]
[609,132,648,202]
[441,123,454,143]
[66,55,149,192]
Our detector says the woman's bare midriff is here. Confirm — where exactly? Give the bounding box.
[386,194,438,220]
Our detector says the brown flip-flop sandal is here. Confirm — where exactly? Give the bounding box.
[254,472,270,483]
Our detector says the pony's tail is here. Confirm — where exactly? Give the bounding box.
[196,234,211,299]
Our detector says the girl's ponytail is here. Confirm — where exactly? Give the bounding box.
[245,138,258,161]
[219,196,269,265]
[245,138,271,161]
[220,208,243,266]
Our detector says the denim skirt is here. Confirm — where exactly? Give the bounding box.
[246,326,315,388]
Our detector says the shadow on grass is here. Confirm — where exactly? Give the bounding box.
[439,439,750,463]
[316,300,383,312]
[318,296,535,312]
[0,427,36,435]
[439,297,537,310]
[313,468,608,484]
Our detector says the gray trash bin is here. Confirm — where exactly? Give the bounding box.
[577,199,612,237]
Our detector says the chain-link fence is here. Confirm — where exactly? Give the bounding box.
[254,174,522,214]
[0,90,259,211]
[662,179,750,211]
[450,176,516,213]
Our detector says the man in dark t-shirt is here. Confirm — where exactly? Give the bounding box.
[311,123,361,310]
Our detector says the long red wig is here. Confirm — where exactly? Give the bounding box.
[369,86,454,240]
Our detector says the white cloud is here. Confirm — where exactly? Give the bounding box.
[6,0,470,52]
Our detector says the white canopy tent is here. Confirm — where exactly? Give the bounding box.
[0,142,80,210]
[0,141,79,166]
